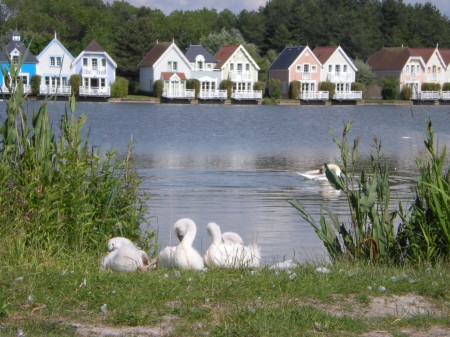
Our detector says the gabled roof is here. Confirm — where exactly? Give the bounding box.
[214,45,260,70]
[313,46,338,64]
[184,45,217,63]
[367,47,425,71]
[138,42,172,68]
[73,39,117,68]
[161,72,187,80]
[0,31,38,64]
[439,48,450,66]
[37,35,74,61]
[269,46,306,70]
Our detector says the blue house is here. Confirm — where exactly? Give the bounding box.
[0,30,38,94]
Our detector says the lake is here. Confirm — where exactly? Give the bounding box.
[9,100,450,264]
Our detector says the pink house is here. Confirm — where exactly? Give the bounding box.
[268,46,323,99]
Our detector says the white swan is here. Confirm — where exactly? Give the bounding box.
[204,222,261,268]
[297,163,341,181]
[107,237,133,251]
[157,218,205,270]
[101,242,151,272]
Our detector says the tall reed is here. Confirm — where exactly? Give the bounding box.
[0,58,154,268]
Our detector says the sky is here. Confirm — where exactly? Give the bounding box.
[105,0,450,18]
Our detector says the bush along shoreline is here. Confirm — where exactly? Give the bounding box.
[0,63,449,336]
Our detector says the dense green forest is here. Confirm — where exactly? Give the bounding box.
[1,0,450,87]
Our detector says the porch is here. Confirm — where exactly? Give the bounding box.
[40,85,71,96]
[333,91,363,100]
[79,86,111,97]
[300,91,329,101]
[198,90,227,100]
[162,89,195,99]
[0,84,31,94]
[231,90,262,100]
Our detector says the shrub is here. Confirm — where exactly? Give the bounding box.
[111,76,129,98]
[289,81,300,99]
[30,75,41,96]
[319,82,335,100]
[153,80,164,98]
[421,82,441,91]
[220,80,234,98]
[400,85,413,100]
[267,78,281,99]
[69,74,81,96]
[381,76,398,100]
[443,82,450,91]
[351,82,365,96]
[187,79,200,98]
[253,81,266,96]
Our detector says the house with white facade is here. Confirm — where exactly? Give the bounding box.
[184,44,226,100]
[138,41,194,99]
[214,45,261,100]
[36,33,74,96]
[72,39,117,98]
[313,46,361,100]
[0,30,38,94]
[268,45,324,100]
[439,48,450,100]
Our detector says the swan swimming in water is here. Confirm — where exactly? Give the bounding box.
[101,242,151,272]
[297,163,342,181]
[157,218,205,270]
[204,222,261,268]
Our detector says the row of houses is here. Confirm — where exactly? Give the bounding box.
[3,29,450,102]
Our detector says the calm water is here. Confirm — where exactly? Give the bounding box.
[9,101,450,264]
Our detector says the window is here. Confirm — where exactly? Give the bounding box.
[311,65,317,72]
[50,57,55,66]
[13,56,19,64]
[303,64,310,73]
[56,57,62,66]
[343,65,347,72]
[45,77,50,86]
[335,64,340,73]
[92,58,98,69]
[83,58,88,66]
[101,58,106,67]
[296,65,302,72]
[168,61,177,71]
[101,78,105,87]
[416,65,420,73]
[197,61,203,70]
[328,64,332,72]
[237,63,243,72]
[406,65,409,73]
[230,63,234,71]
[245,63,250,71]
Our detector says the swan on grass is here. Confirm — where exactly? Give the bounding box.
[101,242,151,272]
[157,218,205,270]
[107,237,133,251]
[204,222,261,268]
[297,163,342,182]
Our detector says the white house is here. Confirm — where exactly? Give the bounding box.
[184,44,226,100]
[138,41,193,99]
[72,39,117,97]
[36,33,74,96]
[313,46,361,100]
[215,45,261,100]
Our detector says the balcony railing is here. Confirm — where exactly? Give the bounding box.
[0,84,31,94]
[82,67,107,76]
[300,91,329,100]
[333,91,363,100]
[441,91,450,100]
[162,89,195,99]
[199,90,228,100]
[301,72,312,80]
[79,86,111,97]
[231,90,262,100]
[228,71,253,81]
[327,72,353,82]
[418,91,440,100]
[40,85,71,95]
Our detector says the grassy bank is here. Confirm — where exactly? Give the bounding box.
[0,260,448,336]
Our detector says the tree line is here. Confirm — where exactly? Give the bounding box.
[1,0,450,91]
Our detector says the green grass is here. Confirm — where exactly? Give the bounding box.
[0,259,448,336]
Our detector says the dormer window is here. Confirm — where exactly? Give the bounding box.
[197,61,203,70]
[12,55,19,64]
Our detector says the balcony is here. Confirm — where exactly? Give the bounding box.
[231,90,262,100]
[300,91,329,101]
[79,86,111,97]
[162,89,195,99]
[301,72,312,80]
[441,91,450,100]
[199,90,228,100]
[327,72,353,82]
[228,71,253,81]
[0,84,31,94]
[333,91,363,100]
[40,85,71,96]
[82,67,107,76]
[418,91,440,100]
